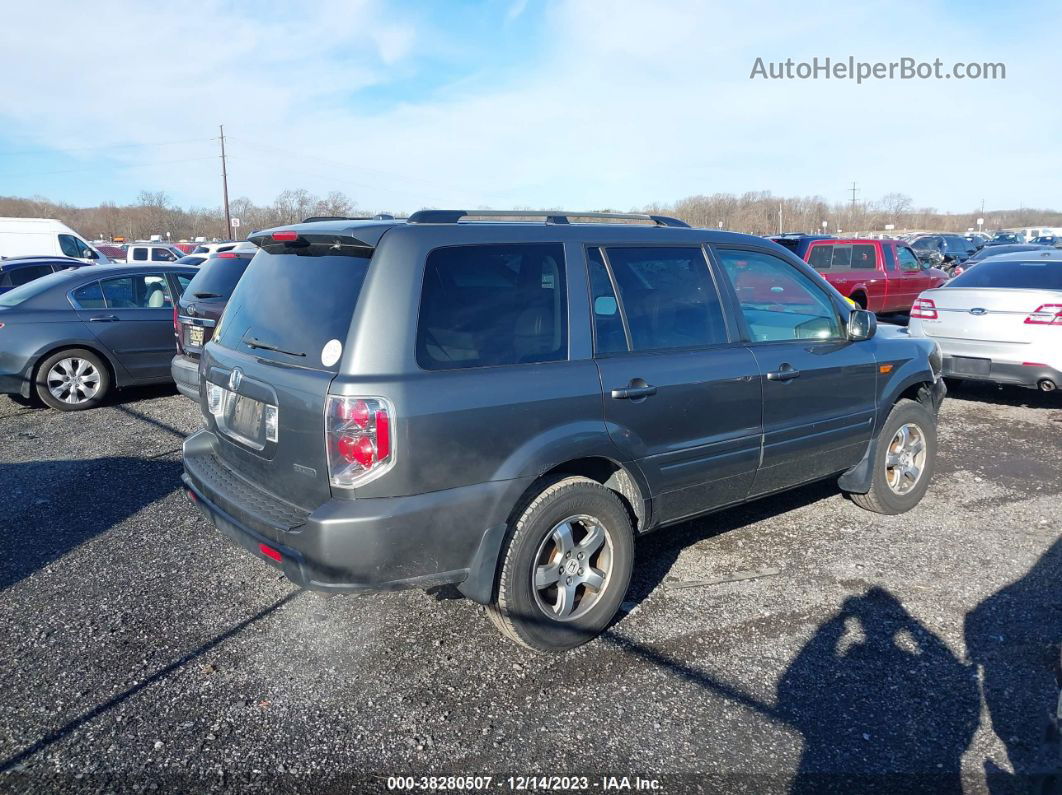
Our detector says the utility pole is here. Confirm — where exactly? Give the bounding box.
[219,124,232,240]
[849,181,859,229]
[778,203,783,235]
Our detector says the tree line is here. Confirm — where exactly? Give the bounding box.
[1,189,1059,241]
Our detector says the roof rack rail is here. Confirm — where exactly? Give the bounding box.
[406,209,690,228]
[301,213,396,223]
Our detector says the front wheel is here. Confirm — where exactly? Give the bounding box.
[487,476,634,652]
[849,398,937,515]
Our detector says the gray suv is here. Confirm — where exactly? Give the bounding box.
[182,211,945,652]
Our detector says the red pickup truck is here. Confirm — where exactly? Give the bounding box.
[802,238,949,314]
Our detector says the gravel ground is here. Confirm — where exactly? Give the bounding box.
[0,382,1059,793]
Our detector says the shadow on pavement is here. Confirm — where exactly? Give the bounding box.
[965,538,1062,793]
[946,379,1062,410]
[777,586,979,793]
[0,456,183,591]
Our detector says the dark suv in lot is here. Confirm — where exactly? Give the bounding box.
[182,211,945,652]
[171,245,255,399]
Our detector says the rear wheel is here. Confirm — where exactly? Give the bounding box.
[34,349,111,411]
[849,399,936,515]
[487,476,634,652]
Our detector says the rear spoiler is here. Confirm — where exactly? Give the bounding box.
[248,229,378,256]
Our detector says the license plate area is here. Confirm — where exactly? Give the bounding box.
[214,388,268,450]
[948,356,991,377]
[186,325,205,348]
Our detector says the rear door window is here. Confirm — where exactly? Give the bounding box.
[851,244,877,269]
[71,281,106,309]
[587,247,627,354]
[602,246,727,351]
[417,243,566,369]
[830,245,853,269]
[807,244,834,270]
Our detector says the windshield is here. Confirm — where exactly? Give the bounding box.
[947,259,1062,290]
[214,249,371,371]
[183,256,251,300]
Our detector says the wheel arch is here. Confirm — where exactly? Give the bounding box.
[30,343,121,394]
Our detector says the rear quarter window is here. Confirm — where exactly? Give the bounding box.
[416,243,566,370]
[807,244,834,270]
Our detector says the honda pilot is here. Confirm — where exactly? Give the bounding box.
[182,211,946,652]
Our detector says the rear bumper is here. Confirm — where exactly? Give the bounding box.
[181,429,531,599]
[943,356,1061,389]
[171,353,200,400]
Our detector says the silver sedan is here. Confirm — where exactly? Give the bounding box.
[908,250,1062,392]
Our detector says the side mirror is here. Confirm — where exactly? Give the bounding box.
[847,309,876,341]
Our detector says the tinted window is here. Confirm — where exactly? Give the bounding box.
[716,249,843,342]
[851,244,876,269]
[183,257,250,301]
[8,264,54,286]
[772,238,801,252]
[71,281,106,309]
[217,249,371,372]
[174,273,194,294]
[897,246,921,271]
[882,244,896,271]
[416,243,566,370]
[100,274,172,308]
[830,245,853,269]
[807,244,833,270]
[947,260,1062,290]
[587,247,627,354]
[604,246,726,351]
[132,248,148,261]
[151,247,177,262]
[58,235,81,258]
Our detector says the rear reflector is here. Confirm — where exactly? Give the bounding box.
[271,230,299,242]
[911,298,938,319]
[258,543,282,562]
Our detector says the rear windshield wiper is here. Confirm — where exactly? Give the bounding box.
[243,336,306,357]
[193,291,222,299]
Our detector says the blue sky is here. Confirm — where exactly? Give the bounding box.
[0,0,1059,214]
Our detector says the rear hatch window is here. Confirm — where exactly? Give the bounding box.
[214,247,371,371]
[184,257,251,302]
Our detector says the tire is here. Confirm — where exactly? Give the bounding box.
[849,398,937,515]
[486,476,634,653]
[34,348,111,411]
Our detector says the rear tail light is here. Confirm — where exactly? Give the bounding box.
[1023,304,1062,325]
[173,305,183,352]
[911,298,938,319]
[325,396,395,488]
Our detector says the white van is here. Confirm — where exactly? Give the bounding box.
[0,218,112,264]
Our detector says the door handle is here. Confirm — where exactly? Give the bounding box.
[766,364,800,382]
[610,384,657,399]
[88,314,118,322]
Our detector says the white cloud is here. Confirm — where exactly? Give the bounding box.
[2,0,1060,212]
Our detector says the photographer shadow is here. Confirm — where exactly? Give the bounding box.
[777,586,980,794]
[965,538,1061,793]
